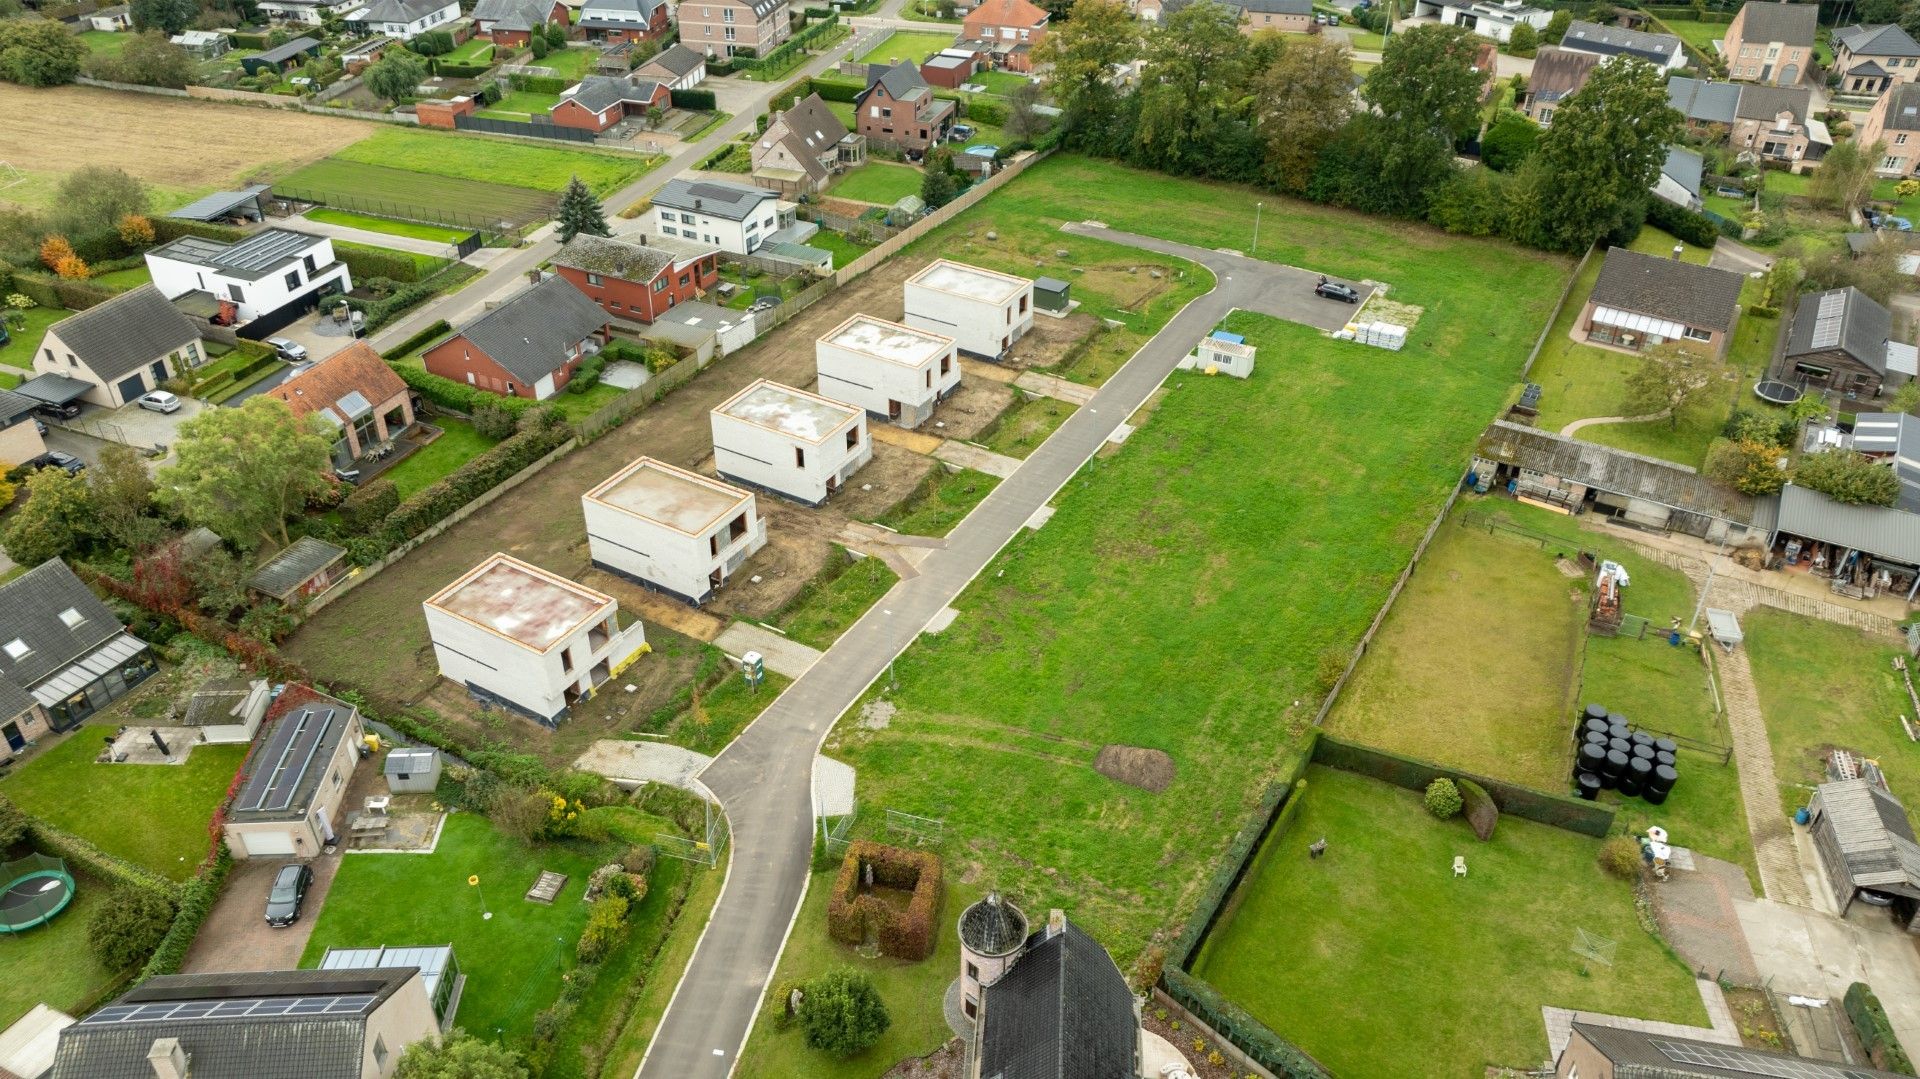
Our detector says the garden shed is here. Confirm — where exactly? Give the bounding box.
[1808,777,1920,925]
[1032,276,1071,314]
[180,678,272,745]
[241,36,322,75]
[383,746,441,794]
[248,536,349,604]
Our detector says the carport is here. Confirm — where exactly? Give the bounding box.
[12,373,93,417]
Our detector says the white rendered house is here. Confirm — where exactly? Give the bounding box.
[583,457,769,606]
[651,178,785,255]
[815,313,959,429]
[145,228,349,326]
[423,553,649,727]
[711,379,871,506]
[903,259,1034,360]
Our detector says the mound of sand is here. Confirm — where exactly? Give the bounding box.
[1095,745,1175,793]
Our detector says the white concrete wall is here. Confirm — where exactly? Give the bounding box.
[146,236,347,322]
[583,495,767,603]
[652,201,781,254]
[815,338,959,429]
[424,600,626,722]
[904,280,1033,359]
[711,409,872,505]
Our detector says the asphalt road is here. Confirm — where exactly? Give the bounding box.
[635,229,1298,1078]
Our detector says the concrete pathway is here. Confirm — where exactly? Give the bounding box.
[636,225,1257,1079]
[1013,370,1096,406]
[712,622,824,678]
[932,440,1022,478]
[1709,237,1773,275]
[294,217,458,259]
[1558,410,1669,437]
[1737,897,1920,1052]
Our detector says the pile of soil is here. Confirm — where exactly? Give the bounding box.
[1095,745,1176,793]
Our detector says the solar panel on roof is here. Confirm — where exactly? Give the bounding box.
[1811,291,1848,349]
[1651,1037,1881,1079]
[79,995,378,1026]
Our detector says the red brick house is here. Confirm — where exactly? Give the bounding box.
[550,75,672,132]
[961,0,1048,72]
[552,232,721,323]
[856,61,956,156]
[422,275,611,400]
[471,0,569,45]
[265,340,414,469]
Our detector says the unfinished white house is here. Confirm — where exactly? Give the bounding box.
[422,553,649,727]
[1177,328,1257,379]
[583,456,769,606]
[903,259,1034,360]
[711,379,871,506]
[815,314,960,429]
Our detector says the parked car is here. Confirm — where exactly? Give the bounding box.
[267,337,310,363]
[33,419,46,436]
[264,862,313,927]
[35,401,81,421]
[1314,279,1361,303]
[27,451,85,476]
[949,123,976,142]
[0,320,9,347]
[1857,888,1897,907]
[136,390,181,414]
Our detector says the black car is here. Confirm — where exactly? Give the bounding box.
[265,863,313,927]
[27,451,84,476]
[1314,280,1361,303]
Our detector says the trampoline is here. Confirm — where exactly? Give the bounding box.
[0,854,75,933]
[1754,380,1803,405]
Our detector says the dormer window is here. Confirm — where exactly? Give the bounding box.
[2,639,27,661]
[59,607,84,629]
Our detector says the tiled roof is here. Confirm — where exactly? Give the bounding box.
[1732,82,1809,123]
[1734,0,1817,46]
[1662,146,1704,197]
[637,42,704,77]
[43,285,200,384]
[1882,82,1920,132]
[1560,18,1683,61]
[976,921,1137,1079]
[349,0,451,22]
[472,0,553,30]
[1667,75,1740,123]
[1589,247,1745,332]
[453,274,609,385]
[1786,286,1892,370]
[1527,47,1601,101]
[964,0,1048,27]
[1836,21,1920,57]
[861,59,932,104]
[0,561,127,695]
[654,177,776,221]
[266,341,406,428]
[553,232,676,282]
[561,74,667,114]
[581,0,664,18]
[0,387,37,427]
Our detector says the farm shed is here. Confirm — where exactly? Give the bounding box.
[583,456,768,605]
[1808,777,1920,926]
[814,313,960,429]
[711,379,872,506]
[1777,286,1912,398]
[904,259,1034,360]
[1768,484,1920,601]
[383,747,442,793]
[179,678,272,745]
[223,690,364,858]
[247,536,349,603]
[1032,276,1071,314]
[241,36,322,75]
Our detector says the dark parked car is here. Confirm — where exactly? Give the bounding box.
[264,862,313,927]
[1314,280,1361,303]
[35,401,81,421]
[27,451,85,476]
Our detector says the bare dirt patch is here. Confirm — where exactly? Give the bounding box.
[1006,310,1102,372]
[0,84,373,209]
[1094,744,1176,793]
[925,377,1015,442]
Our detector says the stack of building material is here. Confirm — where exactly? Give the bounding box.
[1355,322,1407,351]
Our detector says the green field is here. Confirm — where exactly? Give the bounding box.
[77,29,133,56]
[1,724,247,882]
[1194,766,1707,1076]
[331,128,651,195]
[276,158,559,228]
[305,207,473,243]
[825,155,1571,948]
[855,30,958,65]
[827,162,924,205]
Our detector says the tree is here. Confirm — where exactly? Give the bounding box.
[920,161,958,208]
[54,166,150,241]
[0,466,14,511]
[1799,244,1904,305]
[3,467,97,567]
[1623,343,1723,430]
[91,443,162,551]
[1706,437,1790,496]
[1542,8,1570,43]
[529,32,549,59]
[1033,0,1140,149]
[366,51,427,104]
[158,395,333,551]
[0,795,26,849]
[88,887,176,970]
[1810,137,1881,217]
[1424,778,1463,818]
[96,31,196,89]
[544,19,565,46]
[188,545,253,616]
[118,213,155,246]
[394,1033,528,1078]
[1507,21,1537,55]
[1132,0,1251,173]
[798,969,890,1056]
[38,234,73,272]
[1361,24,1486,215]
[1256,34,1352,194]
[555,175,609,242]
[1478,110,1537,172]
[130,0,197,33]
[0,17,87,87]
[1516,57,1679,252]
[1891,380,1920,415]
[1796,449,1901,506]
[1003,78,1049,143]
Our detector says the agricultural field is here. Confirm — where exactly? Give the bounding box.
[304,208,473,244]
[855,30,958,65]
[826,156,1572,949]
[275,159,558,230]
[1193,767,1707,1076]
[827,162,924,205]
[0,84,371,212]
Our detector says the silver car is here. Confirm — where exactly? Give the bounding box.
[137,390,181,414]
[267,337,310,364]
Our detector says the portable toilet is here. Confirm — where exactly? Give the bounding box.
[1033,276,1071,314]
[383,747,442,794]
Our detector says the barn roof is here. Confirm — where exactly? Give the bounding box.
[1476,421,1759,523]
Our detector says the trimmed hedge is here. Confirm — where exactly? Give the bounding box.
[1747,304,1781,319]
[382,318,453,360]
[1846,982,1916,1075]
[436,61,496,78]
[393,361,535,415]
[23,818,180,902]
[1313,734,1616,837]
[347,263,480,330]
[509,72,571,94]
[1163,969,1333,1079]
[139,844,233,981]
[230,30,271,49]
[336,242,433,284]
[152,217,248,244]
[1644,196,1720,250]
[808,76,861,103]
[825,840,941,960]
[670,87,716,110]
[10,271,116,312]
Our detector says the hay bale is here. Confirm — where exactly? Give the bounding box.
[1095,745,1175,793]
[1458,777,1498,841]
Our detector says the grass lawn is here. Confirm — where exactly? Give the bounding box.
[476,90,564,120]
[877,467,1000,537]
[601,856,725,1075]
[822,99,857,130]
[978,392,1073,457]
[540,46,598,81]
[443,37,495,64]
[971,69,1028,96]
[736,870,980,1079]
[1653,16,1727,57]
[90,264,152,291]
[305,207,472,244]
[387,347,626,422]
[78,29,133,56]
[1193,766,1707,1076]
[775,551,900,650]
[827,162,926,206]
[1,305,68,371]
[329,128,650,197]
[0,872,123,1030]
[1331,25,1386,51]
[804,227,872,271]
[1871,177,1920,221]
[379,417,498,500]
[276,158,559,230]
[1625,224,1712,264]
[333,239,448,278]
[1,725,247,882]
[855,29,957,66]
[298,814,615,1045]
[1743,607,1920,817]
[827,156,1570,949]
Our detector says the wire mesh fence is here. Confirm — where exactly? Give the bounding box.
[270,184,532,234]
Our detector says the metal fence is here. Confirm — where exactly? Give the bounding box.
[453,112,598,144]
[271,183,541,232]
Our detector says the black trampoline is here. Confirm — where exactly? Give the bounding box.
[0,854,75,933]
[1754,380,1803,405]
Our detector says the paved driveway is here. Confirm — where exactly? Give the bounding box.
[1061,224,1375,331]
[181,854,342,974]
[88,395,207,452]
[1737,897,1920,1052]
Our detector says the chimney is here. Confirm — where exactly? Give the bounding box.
[1045,908,1066,940]
[1671,244,1683,261]
[148,1037,190,1079]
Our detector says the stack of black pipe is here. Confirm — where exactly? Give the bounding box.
[1573,704,1679,803]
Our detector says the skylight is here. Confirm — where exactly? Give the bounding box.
[2,639,28,661]
[58,607,84,630]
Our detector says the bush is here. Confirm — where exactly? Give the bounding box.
[337,243,431,284]
[529,33,549,59]
[621,844,657,876]
[1423,777,1462,819]
[1844,982,1915,1074]
[471,402,519,440]
[434,61,495,78]
[89,886,179,970]
[576,894,630,963]
[1598,835,1642,880]
[824,841,942,960]
[341,477,400,530]
[508,72,570,93]
[387,366,536,423]
[798,968,889,1056]
[141,844,233,978]
[381,318,453,360]
[1457,777,1497,840]
[670,87,716,110]
[0,795,26,848]
[1645,196,1720,250]
[1797,448,1900,506]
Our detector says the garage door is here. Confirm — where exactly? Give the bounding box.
[114,373,146,403]
[242,831,297,856]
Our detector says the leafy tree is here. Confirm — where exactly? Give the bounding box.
[1542,8,1570,43]
[0,466,14,510]
[1256,33,1351,194]
[1891,380,1920,415]
[158,396,334,551]
[367,50,427,104]
[1764,255,1802,307]
[1799,244,1904,305]
[920,160,958,208]
[1426,165,1512,237]
[1003,78,1049,143]
[529,32,549,59]
[96,31,195,89]
[53,254,88,279]
[1796,449,1900,506]
[130,0,197,34]
[1516,57,1679,252]
[798,968,890,1056]
[0,795,26,848]
[1479,110,1537,172]
[1506,21,1537,55]
[394,1032,528,1078]
[88,887,176,970]
[1706,437,1790,496]
[188,545,252,616]
[1361,24,1485,216]
[1810,137,1881,217]
[0,17,87,87]
[118,213,155,246]
[91,443,163,552]
[544,19,565,47]
[1033,0,1140,149]
[1622,342,1722,430]
[56,166,151,241]
[3,467,97,567]
[1132,0,1250,174]
[555,175,608,242]
[471,403,519,441]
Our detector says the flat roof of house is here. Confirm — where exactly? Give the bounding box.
[229,690,356,822]
[822,314,954,367]
[715,379,858,443]
[908,259,1030,304]
[586,457,752,534]
[425,554,610,653]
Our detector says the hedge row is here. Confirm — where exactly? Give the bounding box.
[825,841,942,960]
[139,844,233,981]
[670,87,716,110]
[336,243,434,284]
[1163,970,1333,1079]
[10,271,116,312]
[807,77,860,104]
[23,818,180,902]
[190,351,281,397]
[1846,982,1916,1075]
[392,360,535,415]
[348,421,571,563]
[436,61,496,78]
[349,263,480,330]
[510,72,572,94]
[152,217,248,245]
[230,30,271,49]
[1645,195,1720,250]
[382,318,453,360]
[746,13,840,72]
[1312,733,1616,837]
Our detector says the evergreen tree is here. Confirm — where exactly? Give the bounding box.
[555,176,609,242]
